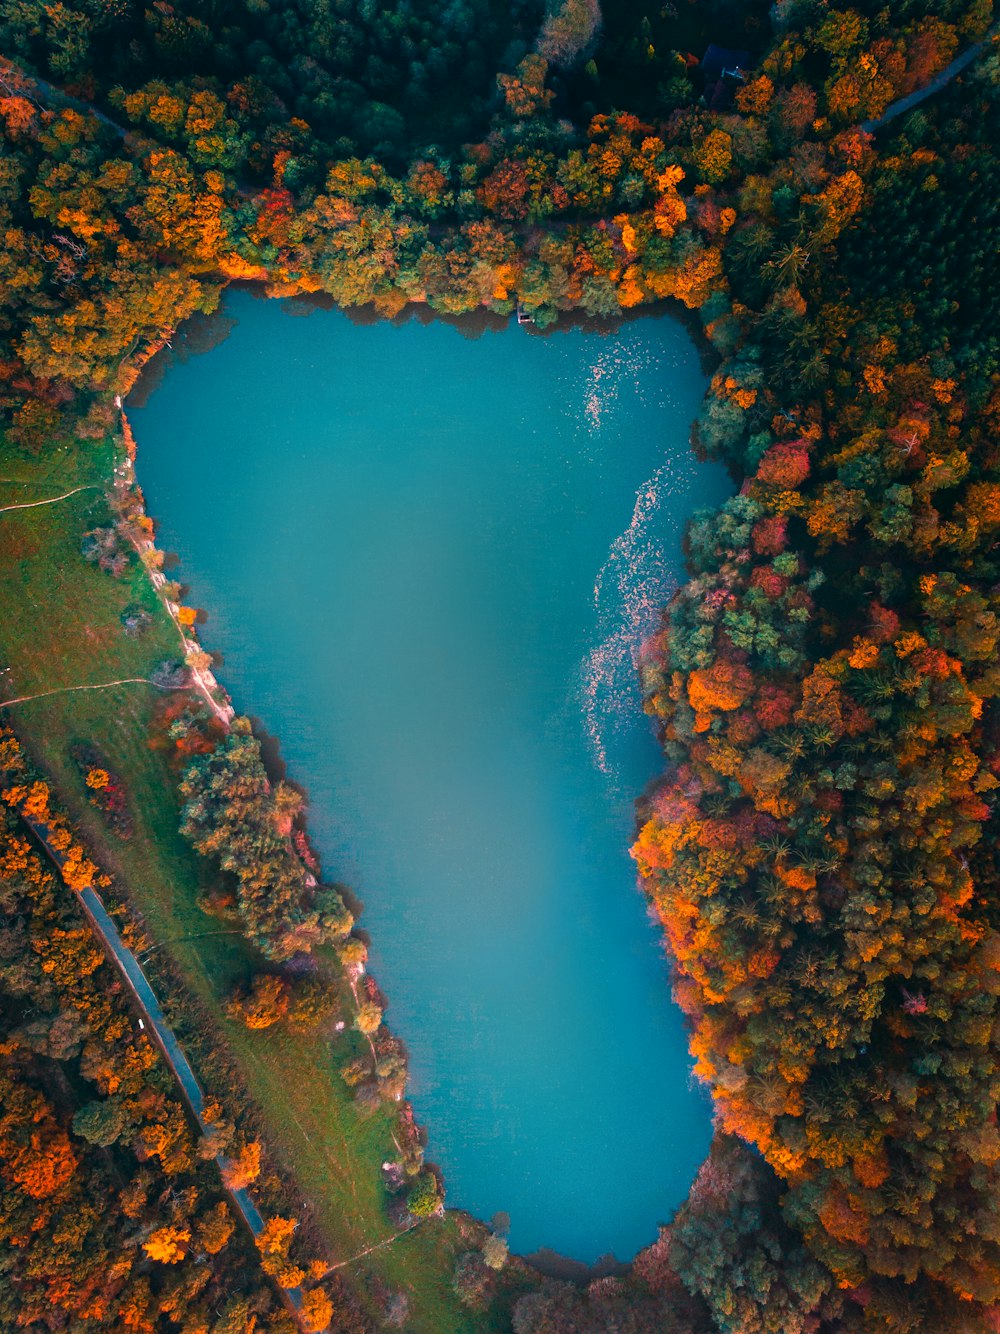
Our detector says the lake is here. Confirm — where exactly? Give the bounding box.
[130,290,729,1263]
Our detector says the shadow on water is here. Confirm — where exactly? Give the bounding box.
[283,284,719,373]
[129,310,238,408]
[131,280,720,407]
[248,715,374,931]
[248,715,291,785]
[524,1248,631,1282]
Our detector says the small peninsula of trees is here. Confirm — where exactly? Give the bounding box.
[1,0,999,1328]
[179,718,353,961]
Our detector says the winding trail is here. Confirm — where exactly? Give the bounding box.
[0,678,180,709]
[0,484,100,513]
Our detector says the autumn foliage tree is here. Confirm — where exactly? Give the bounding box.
[1,2,998,1328]
[632,45,1000,1329]
[0,731,300,1330]
[179,719,352,960]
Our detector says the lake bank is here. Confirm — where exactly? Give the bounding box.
[128,286,722,412]
[129,292,730,1262]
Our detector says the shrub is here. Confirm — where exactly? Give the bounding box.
[406,1171,442,1218]
[354,1002,382,1036]
[453,1250,491,1307]
[483,1232,508,1270]
[120,603,152,636]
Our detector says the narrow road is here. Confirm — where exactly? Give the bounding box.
[13,68,128,137]
[12,801,306,1323]
[860,22,999,133]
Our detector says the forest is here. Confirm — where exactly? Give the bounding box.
[0,727,356,1332]
[1,0,999,1329]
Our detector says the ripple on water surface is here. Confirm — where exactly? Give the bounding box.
[129,292,731,1262]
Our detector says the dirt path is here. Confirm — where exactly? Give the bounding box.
[0,678,181,709]
[322,1221,422,1273]
[0,484,100,513]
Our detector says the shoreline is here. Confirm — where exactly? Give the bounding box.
[127,279,719,410]
[3,5,996,1321]
[115,288,717,1272]
[114,401,460,1240]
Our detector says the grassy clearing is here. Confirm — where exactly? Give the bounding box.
[0,431,507,1332]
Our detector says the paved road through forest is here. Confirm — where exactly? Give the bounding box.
[860,21,999,133]
[14,805,305,1322]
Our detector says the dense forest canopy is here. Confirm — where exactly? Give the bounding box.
[1,0,544,158]
[1,0,1000,1329]
[0,729,357,1332]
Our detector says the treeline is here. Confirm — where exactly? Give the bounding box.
[0,729,353,1332]
[0,0,985,427]
[632,22,1000,1334]
[158,701,446,1229]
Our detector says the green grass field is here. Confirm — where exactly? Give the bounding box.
[0,429,512,1331]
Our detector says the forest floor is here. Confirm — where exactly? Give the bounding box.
[0,428,513,1332]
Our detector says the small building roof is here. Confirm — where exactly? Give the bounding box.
[702,44,752,80]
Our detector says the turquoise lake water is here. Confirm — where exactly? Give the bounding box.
[130,290,729,1262]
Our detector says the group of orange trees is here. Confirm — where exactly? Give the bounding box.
[1,0,1000,1329]
[0,730,352,1333]
[0,0,983,400]
[633,29,1000,1334]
